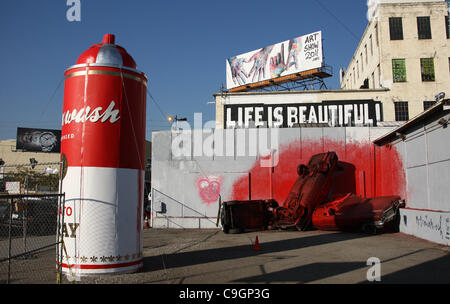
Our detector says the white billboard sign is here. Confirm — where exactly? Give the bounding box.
[226,31,323,90]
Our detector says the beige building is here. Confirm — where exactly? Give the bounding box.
[0,139,60,175]
[340,0,450,121]
[0,139,152,175]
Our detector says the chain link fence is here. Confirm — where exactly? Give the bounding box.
[0,193,65,284]
[0,160,66,284]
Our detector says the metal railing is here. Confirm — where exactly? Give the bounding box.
[151,188,218,229]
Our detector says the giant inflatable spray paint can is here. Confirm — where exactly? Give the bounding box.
[60,34,147,275]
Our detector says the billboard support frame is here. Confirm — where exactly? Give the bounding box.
[257,74,329,92]
[227,65,332,93]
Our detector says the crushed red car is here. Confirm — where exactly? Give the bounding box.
[219,151,404,235]
[312,194,405,234]
[272,151,338,231]
[220,151,339,233]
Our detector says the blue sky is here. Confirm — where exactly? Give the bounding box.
[0,0,369,140]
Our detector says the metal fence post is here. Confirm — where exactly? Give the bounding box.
[7,197,13,284]
[56,197,62,284]
[22,203,27,258]
[56,160,65,283]
[58,195,66,283]
[151,187,154,228]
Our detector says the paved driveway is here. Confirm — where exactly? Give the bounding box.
[75,228,450,284]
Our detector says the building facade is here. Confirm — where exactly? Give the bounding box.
[341,0,450,122]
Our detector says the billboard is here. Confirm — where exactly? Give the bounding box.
[224,100,383,128]
[226,31,323,90]
[16,127,61,153]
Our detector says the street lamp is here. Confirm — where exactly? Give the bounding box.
[168,115,187,130]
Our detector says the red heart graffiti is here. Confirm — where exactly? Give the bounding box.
[198,179,221,204]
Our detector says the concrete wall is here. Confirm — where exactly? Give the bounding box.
[151,126,403,229]
[391,110,450,245]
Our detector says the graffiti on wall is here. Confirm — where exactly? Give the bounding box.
[197,175,222,205]
[415,214,450,241]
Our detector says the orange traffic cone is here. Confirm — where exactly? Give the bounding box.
[253,236,261,251]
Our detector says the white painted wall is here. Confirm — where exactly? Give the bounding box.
[393,110,450,245]
[151,126,395,229]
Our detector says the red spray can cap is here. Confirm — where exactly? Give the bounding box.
[102,34,115,44]
[73,34,137,69]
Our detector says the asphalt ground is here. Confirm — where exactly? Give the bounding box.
[73,228,449,284]
[2,228,449,285]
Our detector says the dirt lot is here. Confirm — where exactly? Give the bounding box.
[2,228,450,284]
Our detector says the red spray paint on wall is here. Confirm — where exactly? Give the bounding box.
[231,139,406,205]
[197,176,222,205]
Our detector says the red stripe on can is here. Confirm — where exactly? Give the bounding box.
[61,259,142,270]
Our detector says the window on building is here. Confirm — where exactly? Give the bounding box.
[357,60,359,78]
[365,45,368,64]
[389,17,403,40]
[423,101,436,111]
[394,102,409,121]
[361,78,369,89]
[377,64,381,87]
[446,15,449,39]
[360,53,363,72]
[417,16,432,39]
[420,58,435,81]
[369,35,373,56]
[392,59,407,82]
[375,24,379,46]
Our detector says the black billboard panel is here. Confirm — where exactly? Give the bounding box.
[16,127,61,153]
[224,100,383,128]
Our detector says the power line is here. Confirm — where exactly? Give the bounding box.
[38,75,65,122]
[147,90,169,121]
[314,0,360,42]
